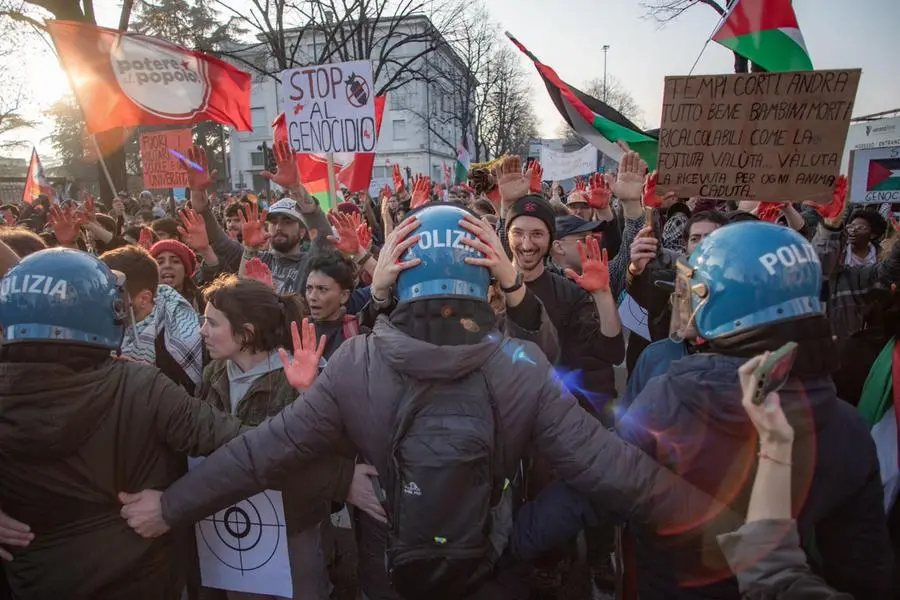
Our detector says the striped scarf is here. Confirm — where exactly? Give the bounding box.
[122,285,204,386]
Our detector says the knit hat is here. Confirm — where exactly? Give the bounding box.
[505,194,556,242]
[150,239,198,276]
[336,202,361,216]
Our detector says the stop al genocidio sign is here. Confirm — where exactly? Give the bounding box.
[657,69,860,203]
[280,60,377,155]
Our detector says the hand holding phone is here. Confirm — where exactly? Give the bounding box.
[750,342,798,405]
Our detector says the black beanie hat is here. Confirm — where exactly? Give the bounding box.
[505,194,556,242]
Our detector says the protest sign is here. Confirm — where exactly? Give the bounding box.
[281,60,377,154]
[140,128,193,189]
[539,145,597,181]
[658,69,860,203]
[849,146,900,204]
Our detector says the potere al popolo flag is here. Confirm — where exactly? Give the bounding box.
[506,32,658,169]
[712,0,813,73]
[272,96,386,194]
[23,149,53,205]
[46,20,252,134]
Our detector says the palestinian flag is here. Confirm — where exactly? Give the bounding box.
[303,178,335,212]
[506,32,657,169]
[868,158,900,192]
[712,0,813,73]
[456,145,471,185]
[859,339,900,513]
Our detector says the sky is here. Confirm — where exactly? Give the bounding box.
[5,0,900,159]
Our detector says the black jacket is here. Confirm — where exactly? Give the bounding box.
[525,268,625,402]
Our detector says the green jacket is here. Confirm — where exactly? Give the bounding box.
[200,359,355,534]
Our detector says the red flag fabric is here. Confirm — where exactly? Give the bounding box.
[46,20,252,134]
[273,96,386,193]
[22,149,53,205]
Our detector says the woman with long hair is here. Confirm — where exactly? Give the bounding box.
[198,274,379,600]
[150,239,204,311]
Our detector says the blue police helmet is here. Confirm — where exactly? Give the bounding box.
[396,203,491,303]
[0,248,127,350]
[685,221,823,340]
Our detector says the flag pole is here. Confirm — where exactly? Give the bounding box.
[687,8,732,76]
[91,136,117,197]
[326,152,339,211]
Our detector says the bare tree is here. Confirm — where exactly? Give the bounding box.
[642,0,765,73]
[478,45,538,160]
[0,83,37,151]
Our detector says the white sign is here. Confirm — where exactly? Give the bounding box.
[539,145,597,181]
[281,60,377,154]
[191,460,292,596]
[849,146,900,204]
[618,293,650,342]
[842,117,900,173]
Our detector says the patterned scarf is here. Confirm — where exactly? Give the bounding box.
[121,285,204,386]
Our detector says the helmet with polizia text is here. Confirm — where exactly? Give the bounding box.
[0,248,127,350]
[669,221,823,341]
[396,203,490,303]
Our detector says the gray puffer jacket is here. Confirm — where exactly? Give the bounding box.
[159,317,741,599]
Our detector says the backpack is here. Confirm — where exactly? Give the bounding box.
[384,367,507,599]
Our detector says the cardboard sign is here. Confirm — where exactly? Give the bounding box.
[849,146,900,204]
[658,69,860,203]
[140,129,193,189]
[281,60,377,154]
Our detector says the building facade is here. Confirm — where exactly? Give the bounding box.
[227,15,472,197]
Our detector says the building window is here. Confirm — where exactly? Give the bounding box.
[393,119,407,141]
[373,166,388,179]
[432,164,442,182]
[250,152,264,167]
[390,89,409,111]
[251,107,267,130]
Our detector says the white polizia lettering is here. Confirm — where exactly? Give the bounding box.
[758,244,819,275]
[0,275,69,300]
[416,229,478,253]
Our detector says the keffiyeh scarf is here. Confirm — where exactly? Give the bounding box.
[122,285,204,386]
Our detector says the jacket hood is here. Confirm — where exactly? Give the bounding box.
[0,360,122,459]
[665,353,836,435]
[372,316,502,380]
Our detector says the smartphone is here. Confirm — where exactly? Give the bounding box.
[751,342,798,405]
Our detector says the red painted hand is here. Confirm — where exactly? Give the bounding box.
[279,318,327,391]
[244,257,274,289]
[410,174,432,209]
[326,210,363,256]
[564,236,610,293]
[239,202,269,249]
[530,160,544,193]
[261,140,301,189]
[588,173,611,210]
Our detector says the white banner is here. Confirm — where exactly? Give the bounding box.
[850,146,900,204]
[539,144,597,181]
[281,60,377,154]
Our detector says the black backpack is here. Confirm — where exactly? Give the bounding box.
[384,368,508,600]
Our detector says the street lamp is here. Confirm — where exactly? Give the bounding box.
[602,45,610,101]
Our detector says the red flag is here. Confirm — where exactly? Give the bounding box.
[273,96,386,193]
[46,20,252,134]
[22,149,53,205]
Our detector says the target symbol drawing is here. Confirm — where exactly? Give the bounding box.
[197,491,284,573]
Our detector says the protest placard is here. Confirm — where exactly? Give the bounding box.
[140,129,193,189]
[281,60,377,154]
[657,69,860,203]
[539,145,597,181]
[849,146,900,204]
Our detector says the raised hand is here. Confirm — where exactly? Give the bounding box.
[178,208,210,252]
[530,160,544,193]
[371,216,422,299]
[179,146,217,192]
[80,193,97,223]
[327,210,363,256]
[433,183,445,199]
[575,177,587,193]
[755,202,783,223]
[613,151,648,203]
[588,173,612,210]
[738,353,795,445]
[642,171,664,209]
[357,222,373,251]
[497,156,530,205]
[48,204,86,246]
[565,236,610,293]
[459,214,517,286]
[278,318,327,391]
[392,164,405,195]
[137,227,153,250]
[239,202,269,249]
[244,257,274,289]
[410,174,432,210]
[261,140,301,189]
[628,226,658,277]
[807,174,848,223]
[380,184,392,203]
